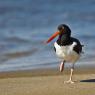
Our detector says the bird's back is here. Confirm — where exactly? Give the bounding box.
[70,37,82,54]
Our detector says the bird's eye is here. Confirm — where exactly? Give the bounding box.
[58,24,65,31]
[58,27,62,31]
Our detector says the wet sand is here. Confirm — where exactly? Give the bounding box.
[0,68,95,95]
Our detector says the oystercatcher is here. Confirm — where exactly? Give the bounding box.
[46,24,83,83]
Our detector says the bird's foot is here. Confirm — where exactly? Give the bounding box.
[64,80,75,84]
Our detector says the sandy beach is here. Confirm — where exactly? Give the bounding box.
[0,68,95,95]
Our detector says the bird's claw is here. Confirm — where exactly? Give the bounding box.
[64,80,75,84]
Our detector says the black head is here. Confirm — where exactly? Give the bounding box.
[46,24,71,44]
[58,24,71,34]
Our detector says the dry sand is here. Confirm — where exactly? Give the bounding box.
[0,68,95,95]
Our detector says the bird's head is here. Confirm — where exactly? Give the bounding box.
[46,24,71,43]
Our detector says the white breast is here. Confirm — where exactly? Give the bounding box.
[54,42,80,63]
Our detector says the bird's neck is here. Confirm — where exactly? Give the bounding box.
[57,33,71,46]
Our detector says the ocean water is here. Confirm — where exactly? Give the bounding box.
[0,0,95,72]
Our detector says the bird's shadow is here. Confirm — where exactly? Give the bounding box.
[80,79,95,83]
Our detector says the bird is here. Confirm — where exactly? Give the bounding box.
[46,24,83,84]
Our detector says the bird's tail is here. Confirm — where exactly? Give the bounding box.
[81,44,84,54]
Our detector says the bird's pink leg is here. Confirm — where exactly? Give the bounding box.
[59,61,65,72]
[64,68,75,84]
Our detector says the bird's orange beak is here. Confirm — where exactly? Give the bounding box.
[46,31,60,43]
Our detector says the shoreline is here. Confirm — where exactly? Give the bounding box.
[0,67,95,78]
[0,68,95,95]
